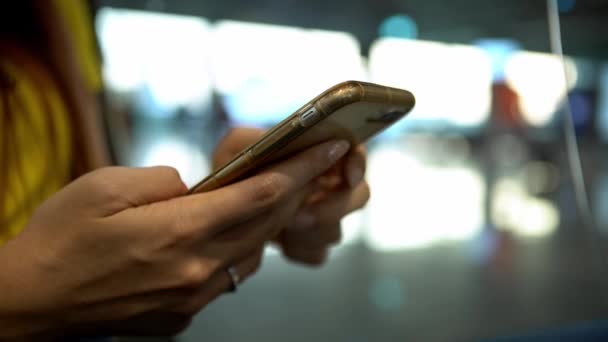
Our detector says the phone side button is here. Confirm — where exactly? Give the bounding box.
[299,107,320,127]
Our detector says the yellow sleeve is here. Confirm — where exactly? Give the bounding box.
[52,0,103,93]
[0,56,73,243]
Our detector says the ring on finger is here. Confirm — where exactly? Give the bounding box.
[225,265,240,293]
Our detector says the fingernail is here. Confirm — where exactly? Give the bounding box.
[291,210,316,231]
[347,166,364,188]
[328,140,350,164]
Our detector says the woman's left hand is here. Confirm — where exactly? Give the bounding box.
[212,128,370,266]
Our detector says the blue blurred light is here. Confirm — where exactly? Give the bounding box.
[468,229,499,265]
[558,0,576,13]
[474,39,521,82]
[379,14,418,39]
[596,64,608,141]
[568,92,592,128]
[369,275,405,311]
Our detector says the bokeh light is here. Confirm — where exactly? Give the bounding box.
[369,275,405,311]
[369,38,492,132]
[96,8,213,115]
[558,0,577,13]
[365,144,485,251]
[138,138,209,188]
[475,38,521,82]
[378,14,418,39]
[210,20,367,125]
[504,51,577,127]
[491,178,559,237]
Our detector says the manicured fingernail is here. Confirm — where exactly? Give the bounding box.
[292,210,316,231]
[347,166,364,188]
[328,140,350,164]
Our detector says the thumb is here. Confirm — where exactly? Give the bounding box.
[60,166,188,217]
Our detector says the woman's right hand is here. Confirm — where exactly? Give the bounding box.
[0,139,350,339]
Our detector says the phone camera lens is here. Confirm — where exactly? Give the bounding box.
[381,111,402,122]
[366,110,404,124]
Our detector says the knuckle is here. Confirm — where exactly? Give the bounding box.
[170,219,195,245]
[84,167,120,190]
[252,172,290,206]
[155,166,183,185]
[239,253,264,283]
[285,248,327,267]
[295,253,327,267]
[308,252,328,267]
[358,144,368,156]
[355,182,371,209]
[157,166,186,196]
[362,181,371,200]
[83,167,127,200]
[252,252,263,273]
[168,206,199,244]
[177,260,213,288]
[326,226,343,245]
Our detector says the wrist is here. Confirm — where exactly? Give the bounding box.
[0,237,58,340]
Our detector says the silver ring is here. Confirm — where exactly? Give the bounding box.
[226,266,240,293]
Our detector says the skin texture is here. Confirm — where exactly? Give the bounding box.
[0,136,369,339]
[212,128,370,266]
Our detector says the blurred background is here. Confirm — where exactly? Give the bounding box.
[91,0,608,340]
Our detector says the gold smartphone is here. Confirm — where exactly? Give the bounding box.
[189,81,415,194]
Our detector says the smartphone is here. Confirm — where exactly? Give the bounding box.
[189,80,415,194]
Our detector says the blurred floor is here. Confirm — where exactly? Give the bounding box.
[178,235,608,341]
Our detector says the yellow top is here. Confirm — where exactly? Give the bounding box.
[0,0,102,243]
[53,0,103,92]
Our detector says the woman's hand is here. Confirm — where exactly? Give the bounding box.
[0,139,349,339]
[278,143,369,265]
[213,128,370,266]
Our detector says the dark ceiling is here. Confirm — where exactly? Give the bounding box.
[95,0,608,59]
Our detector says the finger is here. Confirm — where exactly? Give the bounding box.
[280,223,342,249]
[111,184,309,288]
[88,311,192,336]
[212,184,312,242]
[89,249,264,332]
[200,185,313,270]
[125,166,188,204]
[195,183,313,271]
[295,181,370,231]
[344,144,367,188]
[197,197,303,268]
[66,166,187,217]
[170,249,264,315]
[144,139,352,240]
[278,182,369,249]
[282,247,328,267]
[314,144,365,192]
[213,128,265,168]
[316,163,344,189]
[211,248,264,293]
[64,286,194,330]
